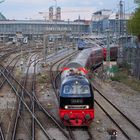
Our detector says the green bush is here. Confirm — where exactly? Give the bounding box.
[111,68,140,92]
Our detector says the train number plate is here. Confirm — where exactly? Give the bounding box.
[71,99,83,104]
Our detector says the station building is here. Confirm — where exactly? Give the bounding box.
[0,13,90,41]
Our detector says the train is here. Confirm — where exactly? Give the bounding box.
[78,43,118,61]
[103,44,118,61]
[77,38,118,61]
[59,47,104,126]
[59,66,94,126]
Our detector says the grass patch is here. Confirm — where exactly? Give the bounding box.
[111,68,140,92]
[37,73,50,84]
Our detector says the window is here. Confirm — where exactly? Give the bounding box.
[63,85,73,94]
[63,82,90,95]
[81,85,90,94]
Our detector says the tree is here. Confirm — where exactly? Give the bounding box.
[127,8,140,40]
[134,0,140,5]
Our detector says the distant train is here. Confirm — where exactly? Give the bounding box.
[103,44,118,61]
[78,39,118,61]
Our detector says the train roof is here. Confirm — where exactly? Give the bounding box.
[62,75,89,85]
[66,62,83,69]
[67,47,102,68]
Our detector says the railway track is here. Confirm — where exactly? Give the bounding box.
[92,83,140,140]
[0,44,48,139]
[0,53,29,140]
[12,54,70,139]
[11,54,38,140]
[0,64,56,140]
[32,57,70,140]
[0,54,21,88]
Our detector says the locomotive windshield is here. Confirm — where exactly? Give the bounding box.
[62,81,90,95]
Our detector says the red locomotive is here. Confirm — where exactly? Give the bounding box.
[59,47,104,126]
[59,67,94,126]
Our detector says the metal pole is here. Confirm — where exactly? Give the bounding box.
[43,35,48,63]
[106,29,110,74]
[106,29,110,61]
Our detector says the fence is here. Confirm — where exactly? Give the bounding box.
[118,39,140,80]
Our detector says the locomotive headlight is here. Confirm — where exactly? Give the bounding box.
[85,105,89,109]
[64,105,68,109]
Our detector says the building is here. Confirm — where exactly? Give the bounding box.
[109,13,132,35]
[49,6,61,21]
[49,6,53,21]
[0,20,89,40]
[56,7,61,21]
[91,9,111,34]
[91,9,132,35]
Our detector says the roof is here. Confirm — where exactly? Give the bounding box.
[66,62,83,69]
[0,19,85,25]
[62,76,89,86]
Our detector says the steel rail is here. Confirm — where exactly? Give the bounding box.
[67,127,76,140]
[0,56,20,88]
[95,100,131,140]
[11,54,38,140]
[0,125,5,140]
[84,127,95,140]
[30,54,39,140]
[1,63,69,139]
[0,70,54,140]
[93,84,140,132]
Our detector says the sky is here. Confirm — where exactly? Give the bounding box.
[0,0,136,21]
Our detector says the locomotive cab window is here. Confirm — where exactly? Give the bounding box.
[62,82,90,95]
[63,85,73,94]
[81,85,90,94]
